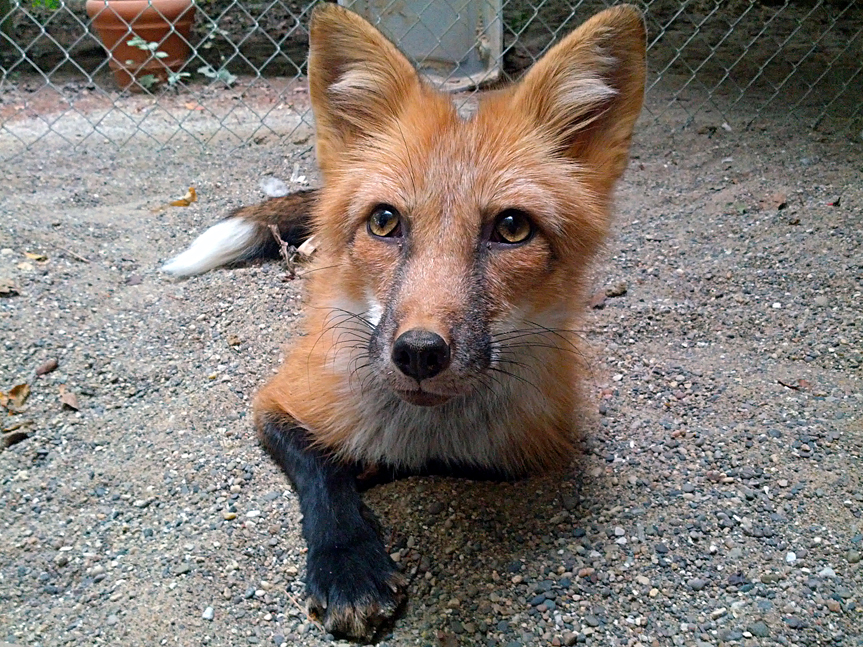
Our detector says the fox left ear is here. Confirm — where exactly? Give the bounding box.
[308,4,422,177]
[512,5,647,191]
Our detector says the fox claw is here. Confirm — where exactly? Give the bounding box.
[307,570,406,640]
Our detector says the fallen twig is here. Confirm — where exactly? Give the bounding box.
[269,224,299,279]
[54,244,90,263]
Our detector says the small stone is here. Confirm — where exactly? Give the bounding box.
[748,621,770,637]
[35,358,59,375]
[223,512,237,520]
[202,607,214,621]
[605,281,627,297]
[584,615,600,627]
[688,578,707,591]
[826,599,841,612]
[174,563,191,576]
[785,552,797,564]
[563,632,577,646]
[427,501,445,514]
[53,554,68,567]
[846,550,861,564]
[785,616,803,629]
[649,588,659,597]
[106,614,118,625]
[819,567,836,578]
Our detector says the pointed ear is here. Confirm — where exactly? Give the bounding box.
[512,5,646,190]
[308,4,421,175]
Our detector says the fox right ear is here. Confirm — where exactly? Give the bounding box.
[308,4,421,176]
[511,5,646,193]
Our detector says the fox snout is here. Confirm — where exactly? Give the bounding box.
[367,288,492,405]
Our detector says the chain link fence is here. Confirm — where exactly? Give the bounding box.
[1,0,861,161]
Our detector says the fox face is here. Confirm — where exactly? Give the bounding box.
[317,102,597,409]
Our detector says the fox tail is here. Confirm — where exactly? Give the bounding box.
[161,188,318,277]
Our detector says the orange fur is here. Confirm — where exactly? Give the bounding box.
[254,4,646,475]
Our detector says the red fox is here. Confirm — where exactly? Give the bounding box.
[164,3,645,640]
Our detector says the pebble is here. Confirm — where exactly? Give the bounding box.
[688,578,707,591]
[427,501,445,514]
[202,607,214,621]
[748,621,770,637]
[846,550,861,564]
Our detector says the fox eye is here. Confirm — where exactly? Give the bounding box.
[368,204,402,238]
[491,209,533,245]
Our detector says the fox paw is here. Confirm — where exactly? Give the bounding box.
[306,537,407,640]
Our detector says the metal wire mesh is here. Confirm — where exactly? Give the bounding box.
[1,0,861,161]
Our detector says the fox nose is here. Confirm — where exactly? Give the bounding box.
[392,330,451,381]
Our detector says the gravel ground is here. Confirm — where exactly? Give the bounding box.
[1,90,861,647]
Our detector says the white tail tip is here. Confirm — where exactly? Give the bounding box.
[162,219,257,277]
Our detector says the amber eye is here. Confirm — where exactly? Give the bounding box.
[368,204,402,238]
[491,209,533,244]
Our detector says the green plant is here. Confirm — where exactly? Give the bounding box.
[198,63,236,87]
[30,0,60,10]
[125,36,190,89]
[128,35,170,59]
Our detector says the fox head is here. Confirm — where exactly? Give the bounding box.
[305,4,645,408]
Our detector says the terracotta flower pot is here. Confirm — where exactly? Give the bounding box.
[86,0,196,92]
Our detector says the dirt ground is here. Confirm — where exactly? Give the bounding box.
[1,82,861,647]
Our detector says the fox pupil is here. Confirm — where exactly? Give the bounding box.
[495,210,531,244]
[369,205,400,238]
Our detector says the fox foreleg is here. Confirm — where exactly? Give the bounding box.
[256,414,406,640]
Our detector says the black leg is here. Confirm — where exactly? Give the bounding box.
[258,414,406,641]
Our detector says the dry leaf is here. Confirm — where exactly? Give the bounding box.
[170,187,198,207]
[36,358,59,375]
[24,252,48,261]
[589,290,607,309]
[2,430,29,449]
[759,191,787,211]
[9,383,30,409]
[297,236,318,258]
[59,384,79,411]
[2,419,33,432]
[0,279,19,297]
